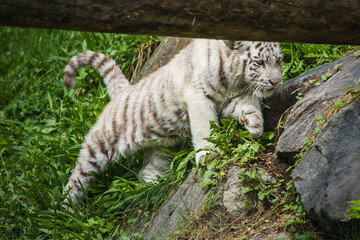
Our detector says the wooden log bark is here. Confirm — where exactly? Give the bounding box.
[1,0,360,45]
[130,38,192,84]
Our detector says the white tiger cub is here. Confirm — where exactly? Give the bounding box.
[63,39,282,207]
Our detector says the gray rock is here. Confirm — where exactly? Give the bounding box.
[276,54,360,161]
[292,99,360,229]
[258,170,276,183]
[134,170,209,239]
[221,167,276,214]
[221,166,252,214]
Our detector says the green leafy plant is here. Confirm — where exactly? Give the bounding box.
[198,118,263,188]
[281,181,307,230]
[321,72,332,81]
[346,200,360,219]
[312,115,326,135]
[238,165,278,202]
[308,79,320,86]
[348,80,360,101]
[296,92,304,100]
[332,99,346,108]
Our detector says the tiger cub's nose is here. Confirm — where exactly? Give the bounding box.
[269,78,281,86]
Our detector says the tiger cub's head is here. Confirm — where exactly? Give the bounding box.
[225,41,283,98]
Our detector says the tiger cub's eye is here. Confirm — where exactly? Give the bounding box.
[255,60,264,65]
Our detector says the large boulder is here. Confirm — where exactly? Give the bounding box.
[292,99,360,228]
[274,53,359,161]
[273,53,360,228]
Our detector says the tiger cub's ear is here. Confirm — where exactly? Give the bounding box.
[224,40,235,50]
[224,40,246,51]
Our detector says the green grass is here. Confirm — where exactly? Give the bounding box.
[280,43,355,80]
[0,27,356,239]
[0,27,165,239]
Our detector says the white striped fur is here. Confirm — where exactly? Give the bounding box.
[63,39,282,207]
[64,51,130,98]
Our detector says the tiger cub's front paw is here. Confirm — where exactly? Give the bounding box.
[240,109,264,139]
[195,150,214,166]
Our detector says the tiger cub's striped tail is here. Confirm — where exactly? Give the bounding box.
[64,51,130,98]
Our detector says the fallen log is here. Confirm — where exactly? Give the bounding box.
[1,0,360,45]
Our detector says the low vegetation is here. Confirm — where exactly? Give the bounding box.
[0,27,356,239]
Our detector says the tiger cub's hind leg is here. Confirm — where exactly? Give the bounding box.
[139,145,183,183]
[63,130,114,208]
[138,148,172,183]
